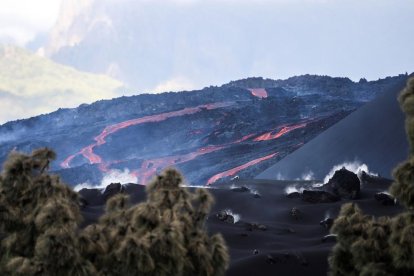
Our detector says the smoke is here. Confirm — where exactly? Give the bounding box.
[324,210,332,220]
[296,170,315,181]
[323,161,377,184]
[275,172,285,180]
[73,182,97,192]
[73,168,137,191]
[284,184,305,194]
[101,169,138,187]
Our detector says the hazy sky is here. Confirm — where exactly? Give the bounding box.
[0,0,413,83]
[0,0,61,45]
[0,0,413,124]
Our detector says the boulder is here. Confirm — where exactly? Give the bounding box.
[287,191,301,198]
[322,234,337,243]
[320,217,334,229]
[301,190,340,203]
[246,222,267,231]
[360,171,393,186]
[231,186,250,192]
[324,168,360,199]
[102,183,124,200]
[375,192,396,205]
[216,210,236,224]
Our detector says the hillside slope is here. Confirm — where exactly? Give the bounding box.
[256,76,410,180]
[0,75,406,186]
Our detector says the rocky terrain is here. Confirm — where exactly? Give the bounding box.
[0,75,407,187]
[78,169,403,275]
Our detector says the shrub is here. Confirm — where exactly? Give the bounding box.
[0,149,229,275]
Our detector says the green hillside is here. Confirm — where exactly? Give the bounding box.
[0,45,125,124]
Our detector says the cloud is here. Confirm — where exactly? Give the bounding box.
[0,0,62,45]
[152,76,196,93]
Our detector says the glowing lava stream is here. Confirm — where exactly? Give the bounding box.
[207,152,278,185]
[248,88,268,99]
[60,102,234,169]
[254,123,307,142]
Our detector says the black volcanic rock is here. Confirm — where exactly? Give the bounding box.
[360,171,393,186]
[216,210,236,224]
[322,234,337,243]
[320,218,334,230]
[102,182,124,200]
[231,186,250,192]
[0,75,407,187]
[323,168,360,199]
[287,192,301,198]
[375,192,396,206]
[301,190,340,203]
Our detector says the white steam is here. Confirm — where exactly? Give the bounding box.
[323,161,377,184]
[225,209,241,224]
[324,210,332,220]
[73,168,137,192]
[296,171,315,181]
[284,184,305,194]
[275,172,285,180]
[73,182,97,192]
[101,169,138,187]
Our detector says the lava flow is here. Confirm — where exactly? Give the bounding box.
[133,145,226,184]
[254,122,307,142]
[61,102,234,169]
[206,152,278,185]
[248,88,268,99]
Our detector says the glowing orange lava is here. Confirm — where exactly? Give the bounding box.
[60,102,234,169]
[253,123,307,142]
[248,88,268,99]
[206,152,278,185]
[133,144,226,184]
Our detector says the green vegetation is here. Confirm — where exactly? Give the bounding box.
[0,148,229,275]
[329,77,414,275]
[0,45,124,123]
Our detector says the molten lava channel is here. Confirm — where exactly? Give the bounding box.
[61,102,234,169]
[254,123,307,142]
[207,152,278,185]
[248,88,268,99]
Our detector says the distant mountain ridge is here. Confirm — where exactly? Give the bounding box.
[0,44,124,123]
[0,74,407,186]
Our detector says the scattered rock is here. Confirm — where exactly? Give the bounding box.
[301,190,340,203]
[246,222,267,231]
[323,167,360,199]
[287,191,301,198]
[79,196,88,207]
[360,171,392,186]
[290,207,301,220]
[102,183,124,200]
[253,192,261,198]
[320,217,334,230]
[375,192,396,206]
[257,224,267,231]
[322,234,337,243]
[231,186,250,192]
[216,210,236,224]
[266,255,276,264]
